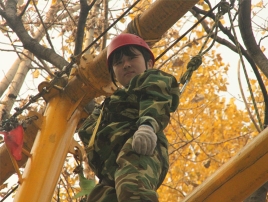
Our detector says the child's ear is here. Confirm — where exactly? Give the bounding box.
[147,59,153,69]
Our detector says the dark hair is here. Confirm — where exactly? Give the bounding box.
[108,45,152,87]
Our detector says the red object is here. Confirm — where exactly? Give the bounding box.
[107,33,155,68]
[0,125,24,160]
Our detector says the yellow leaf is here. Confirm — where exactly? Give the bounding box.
[198,0,205,5]
[191,94,205,103]
[32,69,40,78]
[202,3,210,11]
[119,17,126,23]
[52,0,58,5]
[128,13,135,20]
[219,84,227,91]
[255,1,263,8]
[220,18,225,25]
[181,36,188,41]
[250,79,257,85]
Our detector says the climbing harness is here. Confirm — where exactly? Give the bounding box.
[87,104,104,151]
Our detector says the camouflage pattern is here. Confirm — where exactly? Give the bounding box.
[78,69,179,201]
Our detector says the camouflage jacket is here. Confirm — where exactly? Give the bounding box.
[78,69,180,181]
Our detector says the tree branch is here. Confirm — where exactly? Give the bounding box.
[100,0,108,50]
[31,0,55,51]
[238,0,268,78]
[238,0,268,128]
[74,0,98,56]
[3,0,68,69]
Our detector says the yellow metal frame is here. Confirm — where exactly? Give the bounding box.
[14,93,81,201]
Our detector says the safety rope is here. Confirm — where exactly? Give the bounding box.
[227,5,263,130]
[179,55,202,85]
[87,105,104,151]
[178,1,229,94]
[155,2,222,62]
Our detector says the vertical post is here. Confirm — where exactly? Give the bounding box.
[14,93,81,202]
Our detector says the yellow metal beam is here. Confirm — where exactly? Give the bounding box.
[14,93,81,202]
[182,127,268,202]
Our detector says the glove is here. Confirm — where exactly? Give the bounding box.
[132,125,157,155]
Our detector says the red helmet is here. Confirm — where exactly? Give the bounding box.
[107,33,155,69]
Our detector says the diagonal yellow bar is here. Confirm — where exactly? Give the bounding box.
[182,127,268,202]
[14,93,81,201]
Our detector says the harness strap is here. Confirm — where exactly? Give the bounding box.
[87,105,104,151]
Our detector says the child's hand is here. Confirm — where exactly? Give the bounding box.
[132,125,157,155]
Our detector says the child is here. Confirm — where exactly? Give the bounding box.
[78,33,180,202]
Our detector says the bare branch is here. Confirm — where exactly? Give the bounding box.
[31,0,54,51]
[60,0,77,25]
[74,0,98,55]
[100,0,108,50]
[3,0,68,69]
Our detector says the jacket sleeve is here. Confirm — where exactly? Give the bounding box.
[127,69,180,133]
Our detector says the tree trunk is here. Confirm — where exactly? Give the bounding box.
[0,50,32,120]
[0,58,20,98]
[238,0,268,78]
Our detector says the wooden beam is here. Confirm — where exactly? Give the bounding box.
[182,127,268,202]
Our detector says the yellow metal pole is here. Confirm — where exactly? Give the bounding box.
[182,127,268,202]
[14,93,81,202]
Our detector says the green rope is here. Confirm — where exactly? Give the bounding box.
[180,1,229,88]
[198,1,229,56]
[180,55,202,85]
[227,9,263,130]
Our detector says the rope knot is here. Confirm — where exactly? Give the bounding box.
[180,55,202,85]
[218,1,230,15]
[187,55,202,71]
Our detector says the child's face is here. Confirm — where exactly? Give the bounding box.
[112,48,153,87]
